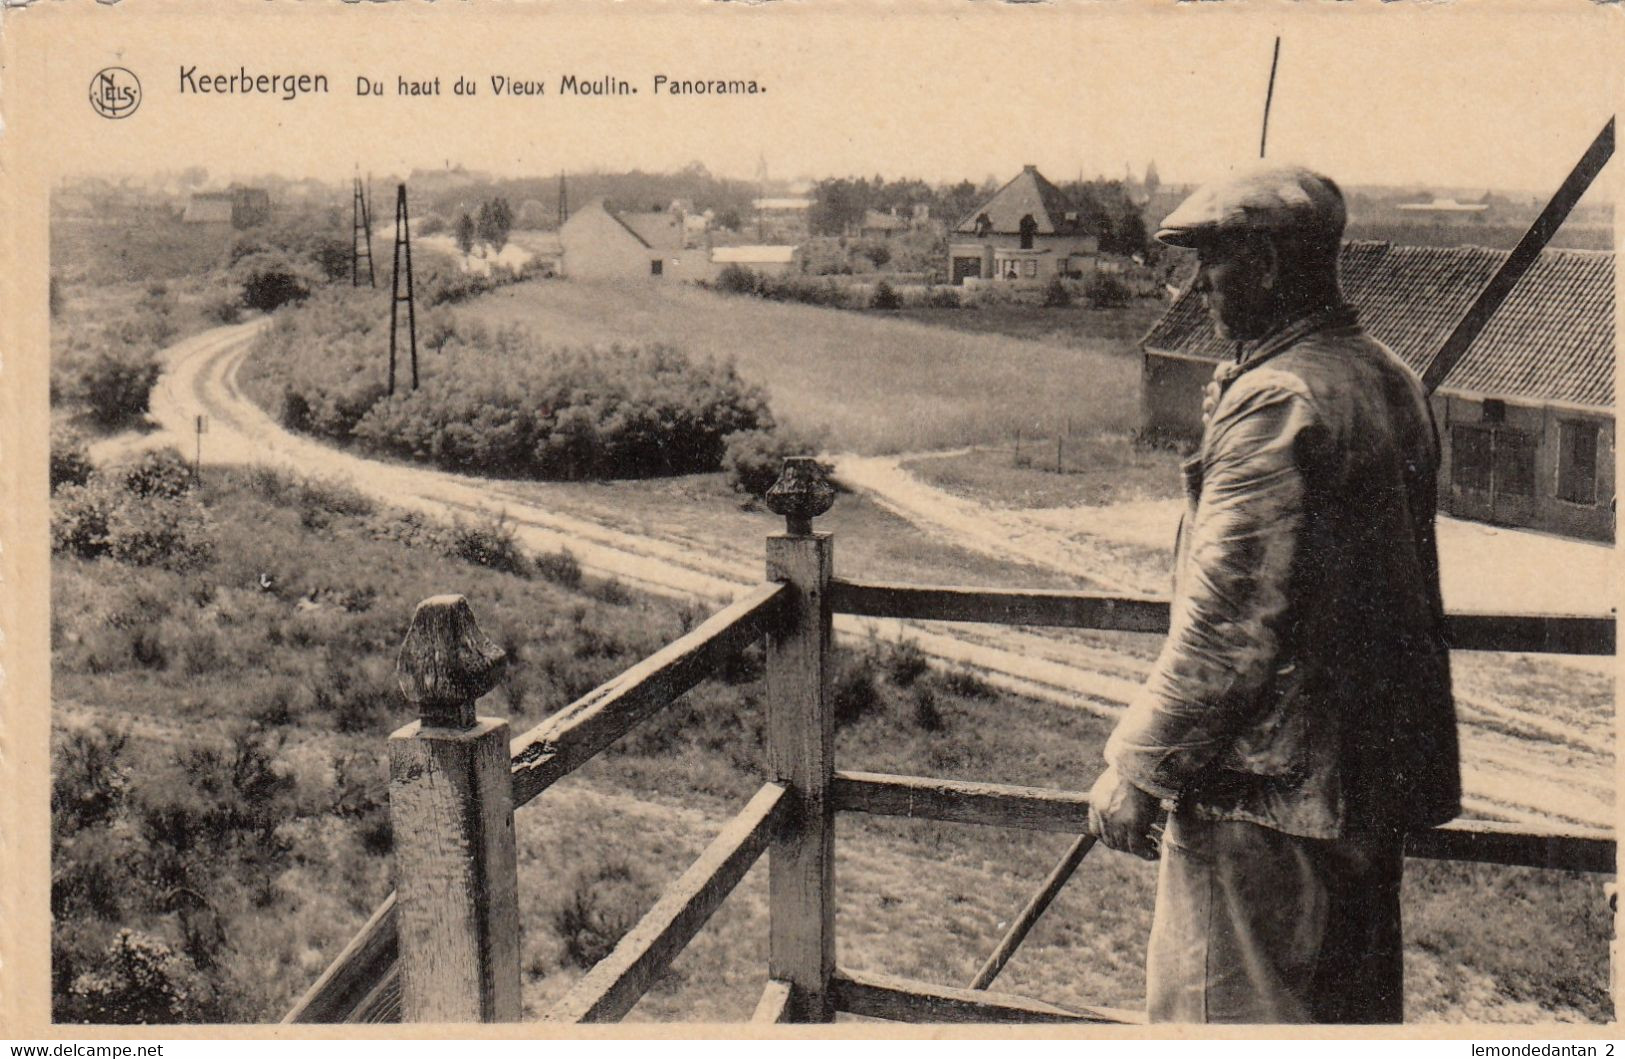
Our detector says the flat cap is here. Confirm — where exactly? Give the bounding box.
[1155,164,1346,248]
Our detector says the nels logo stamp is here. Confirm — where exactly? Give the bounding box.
[89,67,141,119]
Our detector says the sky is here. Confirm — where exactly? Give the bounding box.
[19,2,1623,196]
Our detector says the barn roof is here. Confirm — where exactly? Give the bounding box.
[182,194,235,224]
[712,245,799,264]
[953,165,1090,237]
[1143,241,1615,410]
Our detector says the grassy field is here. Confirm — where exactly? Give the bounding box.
[864,299,1166,353]
[900,434,1188,512]
[449,280,1145,455]
[49,458,1614,1024]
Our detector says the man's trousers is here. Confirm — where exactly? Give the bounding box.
[1145,810,1406,1024]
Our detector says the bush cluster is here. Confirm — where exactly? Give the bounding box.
[51,448,212,569]
[710,265,851,307]
[248,294,775,482]
[720,429,830,500]
[1084,272,1131,309]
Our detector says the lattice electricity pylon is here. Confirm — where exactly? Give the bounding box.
[557,168,568,228]
[388,183,419,395]
[352,177,376,288]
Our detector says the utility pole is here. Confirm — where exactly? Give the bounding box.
[557,169,569,229]
[389,183,419,395]
[352,175,376,287]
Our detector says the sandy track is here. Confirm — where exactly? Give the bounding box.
[106,324,1616,830]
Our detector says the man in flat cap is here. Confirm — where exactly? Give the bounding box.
[1086,165,1461,1023]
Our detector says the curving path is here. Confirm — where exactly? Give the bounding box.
[98,322,1617,830]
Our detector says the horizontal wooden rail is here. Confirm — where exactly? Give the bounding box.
[547,782,789,1023]
[1405,818,1616,875]
[830,579,1170,633]
[751,979,795,1024]
[834,771,1092,835]
[829,579,1614,655]
[286,583,786,1024]
[832,967,1142,1024]
[836,770,1616,874]
[510,581,788,808]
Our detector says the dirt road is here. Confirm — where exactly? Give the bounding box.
[111,323,1615,829]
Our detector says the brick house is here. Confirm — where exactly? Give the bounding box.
[947,165,1100,286]
[1140,241,1615,541]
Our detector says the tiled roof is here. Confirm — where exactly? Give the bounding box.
[1143,241,1615,410]
[954,165,1090,237]
[617,211,684,251]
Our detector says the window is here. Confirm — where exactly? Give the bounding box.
[1452,426,1492,492]
[1019,214,1037,250]
[1558,419,1600,504]
[650,259,663,276]
[1023,259,1038,278]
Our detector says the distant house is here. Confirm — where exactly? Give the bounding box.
[947,165,1099,286]
[858,209,909,239]
[558,199,709,281]
[710,244,801,277]
[752,197,814,241]
[1141,241,1615,541]
[182,186,270,229]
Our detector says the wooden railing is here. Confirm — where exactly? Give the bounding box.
[284,458,1616,1025]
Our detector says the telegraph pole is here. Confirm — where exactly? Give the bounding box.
[389,183,419,395]
[557,169,569,229]
[353,175,376,287]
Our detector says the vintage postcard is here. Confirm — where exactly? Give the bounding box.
[2,0,1620,1041]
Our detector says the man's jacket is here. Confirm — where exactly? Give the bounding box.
[1107,309,1462,839]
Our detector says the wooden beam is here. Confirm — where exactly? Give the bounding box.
[829,579,1612,655]
[830,579,1170,633]
[1444,613,1613,656]
[751,979,795,1024]
[1419,118,1614,395]
[832,967,1142,1024]
[1405,818,1615,875]
[388,596,521,1023]
[281,893,399,1023]
[833,771,1092,835]
[508,580,786,808]
[351,965,401,1024]
[766,527,838,1021]
[546,783,789,1023]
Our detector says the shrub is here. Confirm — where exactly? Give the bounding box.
[62,930,213,1025]
[51,480,118,559]
[942,665,997,700]
[1084,272,1130,309]
[51,427,94,492]
[870,279,902,310]
[234,251,319,313]
[116,447,193,499]
[201,289,244,325]
[533,548,583,589]
[446,511,529,576]
[715,263,761,295]
[722,428,829,500]
[554,861,658,969]
[832,659,882,727]
[1042,275,1073,308]
[52,725,130,833]
[925,286,962,309]
[76,349,162,427]
[912,686,946,732]
[880,636,930,688]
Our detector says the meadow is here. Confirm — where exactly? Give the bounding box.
[449,280,1145,455]
[50,457,1615,1023]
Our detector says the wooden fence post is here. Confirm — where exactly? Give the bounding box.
[387,594,521,1023]
[763,457,837,1021]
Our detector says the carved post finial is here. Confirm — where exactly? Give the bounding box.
[396,594,507,728]
[764,456,835,536]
